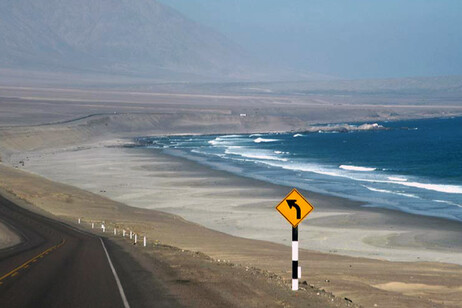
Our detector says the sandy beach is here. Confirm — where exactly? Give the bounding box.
[1,139,462,307]
[13,142,462,265]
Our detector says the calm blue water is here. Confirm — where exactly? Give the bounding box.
[136,117,462,221]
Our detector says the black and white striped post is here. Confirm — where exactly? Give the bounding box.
[292,226,299,291]
[276,188,314,292]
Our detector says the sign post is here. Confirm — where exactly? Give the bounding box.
[292,226,298,291]
[276,188,314,291]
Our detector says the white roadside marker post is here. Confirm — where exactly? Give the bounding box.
[92,222,94,229]
[102,224,106,233]
[134,234,138,245]
[78,218,81,224]
[114,228,117,235]
[130,231,133,239]
[123,229,126,237]
[143,236,147,247]
[292,226,299,291]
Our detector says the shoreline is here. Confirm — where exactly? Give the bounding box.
[2,155,462,307]
[148,147,462,255]
[140,116,462,224]
[161,145,462,227]
[13,140,462,265]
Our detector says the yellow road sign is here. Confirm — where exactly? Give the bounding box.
[276,188,314,227]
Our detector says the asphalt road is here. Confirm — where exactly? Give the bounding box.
[0,194,130,308]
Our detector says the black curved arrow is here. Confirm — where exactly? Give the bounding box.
[286,200,301,219]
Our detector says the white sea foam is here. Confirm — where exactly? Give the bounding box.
[191,149,225,158]
[397,182,462,194]
[256,160,462,195]
[241,154,288,161]
[220,134,243,138]
[339,165,376,172]
[254,138,278,143]
[208,138,221,145]
[433,200,462,208]
[293,134,303,137]
[208,135,462,196]
[363,186,419,198]
[208,137,235,146]
[388,176,407,182]
[224,147,288,162]
[257,161,341,177]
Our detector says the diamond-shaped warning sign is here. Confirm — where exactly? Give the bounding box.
[276,188,314,227]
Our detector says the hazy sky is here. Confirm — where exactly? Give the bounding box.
[158,0,462,79]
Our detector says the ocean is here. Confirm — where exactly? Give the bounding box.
[136,117,462,222]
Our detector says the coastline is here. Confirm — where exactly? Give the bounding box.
[2,148,462,307]
[13,140,462,265]
[1,84,462,306]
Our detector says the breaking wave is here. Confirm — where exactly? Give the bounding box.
[254,138,278,143]
[339,165,376,172]
[362,186,419,198]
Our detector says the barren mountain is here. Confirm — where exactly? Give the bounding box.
[0,0,257,80]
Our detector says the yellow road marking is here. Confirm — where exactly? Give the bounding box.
[0,239,66,283]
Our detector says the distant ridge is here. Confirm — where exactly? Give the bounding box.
[0,0,263,80]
